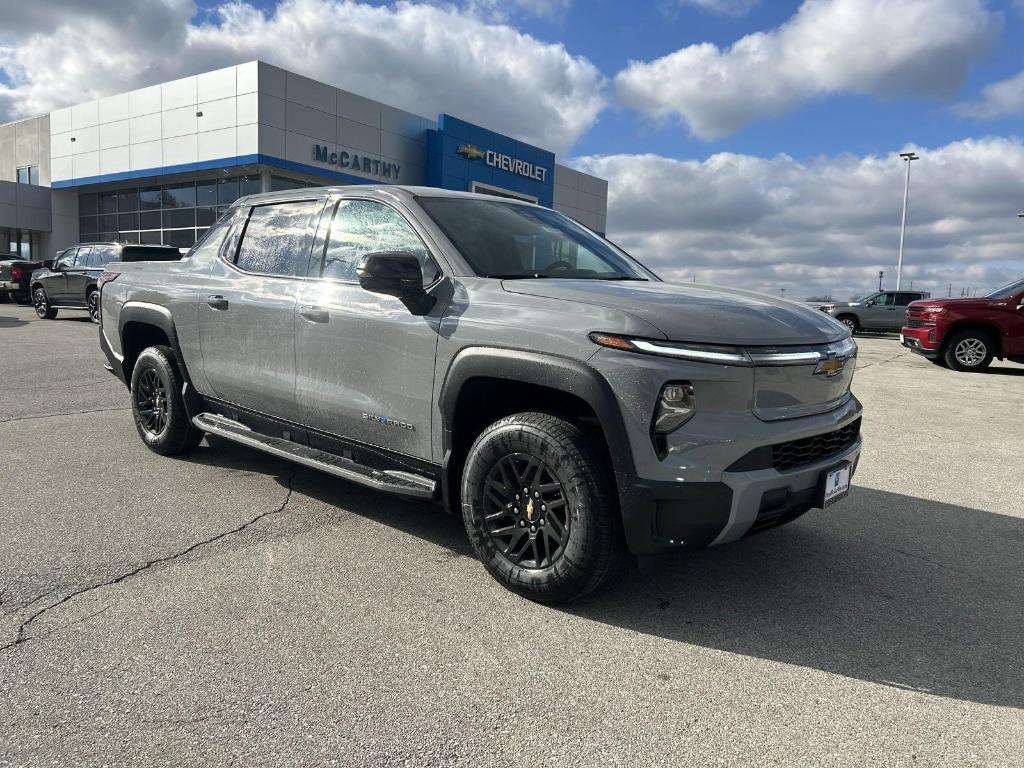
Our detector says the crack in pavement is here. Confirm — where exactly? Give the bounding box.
[0,406,131,425]
[856,350,911,370]
[0,467,298,653]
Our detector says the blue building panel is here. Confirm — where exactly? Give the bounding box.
[427,113,556,207]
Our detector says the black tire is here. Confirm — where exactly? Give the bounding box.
[943,330,994,372]
[87,289,100,323]
[928,357,947,368]
[32,286,57,319]
[461,411,626,604]
[836,314,859,334]
[130,345,204,455]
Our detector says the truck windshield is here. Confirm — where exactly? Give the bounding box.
[986,278,1024,299]
[417,197,651,280]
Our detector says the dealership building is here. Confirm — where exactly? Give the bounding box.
[0,60,609,261]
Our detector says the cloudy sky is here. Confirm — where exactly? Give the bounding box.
[1,0,1022,299]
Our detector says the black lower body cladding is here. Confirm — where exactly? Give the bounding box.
[621,479,733,552]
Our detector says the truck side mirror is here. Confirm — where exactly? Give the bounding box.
[356,252,435,316]
[42,259,54,269]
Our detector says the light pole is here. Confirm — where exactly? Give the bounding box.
[896,151,919,291]
[878,270,884,291]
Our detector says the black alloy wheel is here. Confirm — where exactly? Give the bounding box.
[87,290,100,323]
[134,368,169,438]
[461,411,626,604]
[129,346,204,455]
[481,453,571,569]
[33,287,56,319]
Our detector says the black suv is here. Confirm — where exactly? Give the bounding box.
[31,243,183,322]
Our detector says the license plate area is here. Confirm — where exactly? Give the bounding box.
[817,462,852,508]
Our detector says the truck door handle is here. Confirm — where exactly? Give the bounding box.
[299,305,329,323]
[207,295,229,310]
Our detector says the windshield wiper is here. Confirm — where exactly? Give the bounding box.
[594,276,648,281]
[487,273,549,279]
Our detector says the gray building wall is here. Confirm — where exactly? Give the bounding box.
[553,165,607,234]
[0,114,51,185]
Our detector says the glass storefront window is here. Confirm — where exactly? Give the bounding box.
[162,183,196,209]
[117,189,139,212]
[79,193,97,216]
[163,229,196,248]
[78,174,277,248]
[99,191,118,215]
[239,175,261,198]
[140,186,161,210]
[163,208,196,229]
[197,180,217,208]
[217,178,238,205]
[271,175,306,191]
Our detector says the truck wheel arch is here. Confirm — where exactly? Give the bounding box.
[943,321,1003,359]
[118,302,185,381]
[438,347,635,514]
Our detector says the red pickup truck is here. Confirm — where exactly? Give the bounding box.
[901,278,1024,371]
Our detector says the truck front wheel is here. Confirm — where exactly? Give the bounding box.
[461,411,625,604]
[943,331,994,372]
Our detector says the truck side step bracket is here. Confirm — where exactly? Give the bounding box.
[192,412,437,500]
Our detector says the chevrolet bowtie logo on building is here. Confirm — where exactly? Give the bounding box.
[814,355,848,378]
[457,143,485,160]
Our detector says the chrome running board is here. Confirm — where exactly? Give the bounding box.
[192,412,437,500]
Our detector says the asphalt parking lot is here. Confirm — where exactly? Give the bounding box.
[1,303,1022,767]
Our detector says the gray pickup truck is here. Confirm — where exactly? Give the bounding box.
[99,186,862,603]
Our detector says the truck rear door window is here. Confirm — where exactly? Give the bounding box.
[235,200,324,277]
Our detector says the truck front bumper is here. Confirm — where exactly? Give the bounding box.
[900,327,940,358]
[617,420,862,554]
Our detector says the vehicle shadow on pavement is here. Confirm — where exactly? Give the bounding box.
[0,314,31,328]
[571,487,1024,710]
[180,441,1024,710]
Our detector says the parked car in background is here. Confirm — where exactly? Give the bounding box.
[98,185,863,604]
[901,278,1024,372]
[0,252,43,304]
[31,242,183,322]
[828,290,930,334]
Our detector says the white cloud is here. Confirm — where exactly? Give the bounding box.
[460,0,572,22]
[615,0,999,139]
[672,0,760,16]
[0,0,605,153]
[572,137,1024,299]
[956,70,1024,119]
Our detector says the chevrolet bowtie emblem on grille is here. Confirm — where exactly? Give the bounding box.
[814,355,848,378]
[457,143,485,160]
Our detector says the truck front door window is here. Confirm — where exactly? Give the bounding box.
[319,200,438,284]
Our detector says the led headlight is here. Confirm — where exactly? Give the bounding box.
[919,306,946,314]
[654,382,696,434]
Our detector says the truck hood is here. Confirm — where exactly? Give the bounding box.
[913,297,992,308]
[501,279,848,346]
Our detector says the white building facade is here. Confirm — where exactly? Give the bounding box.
[0,61,608,259]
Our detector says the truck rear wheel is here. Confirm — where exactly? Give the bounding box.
[130,345,204,455]
[461,412,625,604]
[943,330,994,372]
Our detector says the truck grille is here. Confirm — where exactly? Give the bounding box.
[771,418,861,471]
[905,308,933,328]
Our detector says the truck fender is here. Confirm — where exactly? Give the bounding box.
[438,346,636,478]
